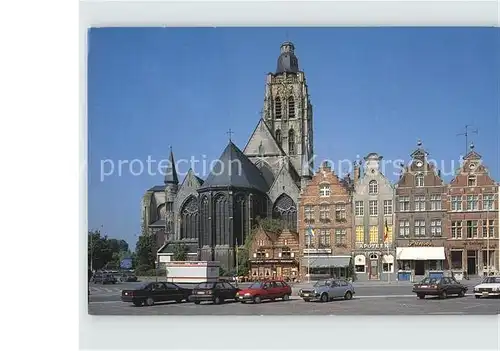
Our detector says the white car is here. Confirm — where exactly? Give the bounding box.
[473,276,500,299]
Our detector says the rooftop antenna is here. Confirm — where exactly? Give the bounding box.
[457,125,478,157]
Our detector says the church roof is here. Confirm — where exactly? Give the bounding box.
[276,41,299,74]
[164,148,179,184]
[200,141,270,193]
[147,185,165,192]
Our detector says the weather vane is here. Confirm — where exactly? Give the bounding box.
[227,128,234,142]
[457,125,478,156]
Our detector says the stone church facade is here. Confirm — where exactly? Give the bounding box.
[142,42,315,272]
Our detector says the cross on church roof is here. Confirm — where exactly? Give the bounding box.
[259,109,264,119]
[227,128,234,141]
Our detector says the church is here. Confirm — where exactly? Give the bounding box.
[142,41,315,272]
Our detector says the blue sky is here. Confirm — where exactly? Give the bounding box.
[88,27,499,249]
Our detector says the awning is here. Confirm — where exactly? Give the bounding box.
[354,255,366,265]
[301,256,351,268]
[396,247,445,260]
[382,254,394,264]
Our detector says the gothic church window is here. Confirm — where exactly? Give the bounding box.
[272,194,297,232]
[201,196,210,246]
[288,96,295,118]
[180,196,198,240]
[214,194,228,245]
[275,97,282,119]
[275,129,282,146]
[288,129,295,155]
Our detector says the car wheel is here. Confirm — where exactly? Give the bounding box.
[303,298,311,302]
[283,294,290,301]
[176,299,183,303]
[253,296,262,304]
[475,295,480,299]
[133,300,142,307]
[417,294,425,299]
[320,293,328,303]
[194,301,201,305]
[213,296,221,305]
[344,291,353,300]
[145,297,154,306]
[458,290,465,297]
[440,290,448,299]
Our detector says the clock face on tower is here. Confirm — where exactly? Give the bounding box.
[415,160,423,168]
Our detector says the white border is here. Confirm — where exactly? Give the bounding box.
[81,1,500,350]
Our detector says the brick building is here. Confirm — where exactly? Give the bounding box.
[446,143,499,278]
[248,226,300,281]
[298,161,354,280]
[394,141,448,281]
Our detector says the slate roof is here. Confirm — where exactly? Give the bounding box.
[147,185,165,192]
[164,148,179,184]
[276,41,299,74]
[200,141,270,193]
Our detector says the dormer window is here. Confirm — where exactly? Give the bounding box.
[368,180,378,195]
[319,184,331,197]
[467,175,477,187]
[416,173,424,187]
[256,249,266,259]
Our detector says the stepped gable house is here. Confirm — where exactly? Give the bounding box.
[394,140,448,281]
[446,143,499,278]
[143,41,316,272]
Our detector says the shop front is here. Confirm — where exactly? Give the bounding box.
[352,243,396,281]
[446,240,498,279]
[249,258,299,282]
[396,240,446,282]
[300,255,353,281]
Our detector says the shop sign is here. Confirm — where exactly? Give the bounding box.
[409,241,432,247]
[250,259,296,264]
[356,243,391,249]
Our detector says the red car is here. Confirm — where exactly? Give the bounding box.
[236,280,292,304]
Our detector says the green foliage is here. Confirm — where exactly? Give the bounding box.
[88,229,132,270]
[135,234,156,269]
[172,243,188,261]
[258,217,284,234]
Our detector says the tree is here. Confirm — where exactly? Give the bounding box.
[172,243,188,261]
[88,230,113,270]
[135,234,155,269]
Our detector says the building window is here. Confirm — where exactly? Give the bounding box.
[451,196,462,211]
[275,129,282,146]
[319,229,330,247]
[355,201,364,216]
[335,229,347,244]
[304,205,314,222]
[256,250,266,259]
[483,249,495,270]
[466,220,478,238]
[483,194,495,211]
[383,262,394,273]
[450,250,463,269]
[319,204,330,222]
[281,247,291,259]
[355,226,364,243]
[451,221,463,239]
[415,220,426,237]
[275,97,282,119]
[466,195,478,211]
[335,204,346,221]
[416,173,424,187]
[288,129,295,155]
[319,184,331,197]
[482,220,495,238]
[368,180,378,195]
[467,175,476,187]
[399,220,410,237]
[399,196,410,212]
[369,200,378,216]
[430,194,441,210]
[288,96,295,118]
[369,226,378,243]
[398,260,411,271]
[385,225,393,242]
[430,219,442,237]
[414,195,426,211]
[383,200,392,215]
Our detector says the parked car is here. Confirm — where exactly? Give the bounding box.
[121,282,192,307]
[116,272,138,282]
[473,276,500,299]
[299,279,355,302]
[92,273,117,284]
[190,281,240,305]
[412,276,467,299]
[236,280,292,304]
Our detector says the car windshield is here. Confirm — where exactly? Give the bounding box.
[196,282,215,289]
[313,280,330,287]
[137,283,152,290]
[482,277,500,284]
[420,277,441,284]
[248,282,264,289]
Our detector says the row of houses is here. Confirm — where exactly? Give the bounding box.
[245,141,499,282]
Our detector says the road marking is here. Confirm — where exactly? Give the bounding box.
[89,301,122,305]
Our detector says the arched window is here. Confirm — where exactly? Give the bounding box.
[288,96,295,118]
[200,196,209,246]
[180,196,198,240]
[275,97,282,119]
[214,194,228,246]
[368,180,378,195]
[288,129,295,155]
[275,129,282,146]
[416,173,424,187]
[272,194,297,232]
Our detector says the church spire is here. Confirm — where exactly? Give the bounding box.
[164,146,179,184]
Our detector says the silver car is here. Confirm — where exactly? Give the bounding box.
[299,279,355,302]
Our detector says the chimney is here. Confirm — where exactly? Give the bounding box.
[354,161,361,184]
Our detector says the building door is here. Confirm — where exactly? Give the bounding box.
[467,250,477,275]
[415,260,425,276]
[369,254,379,279]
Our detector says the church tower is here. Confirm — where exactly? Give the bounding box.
[164,147,178,241]
[262,41,314,179]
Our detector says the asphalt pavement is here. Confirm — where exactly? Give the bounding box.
[87,278,498,315]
